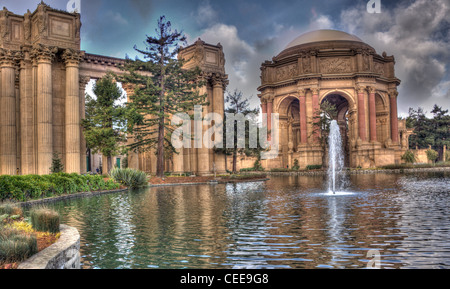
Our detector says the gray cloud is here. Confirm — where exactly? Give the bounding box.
[339,0,450,115]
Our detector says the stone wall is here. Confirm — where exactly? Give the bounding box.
[18,225,80,269]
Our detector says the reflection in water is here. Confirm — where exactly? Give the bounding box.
[45,172,450,269]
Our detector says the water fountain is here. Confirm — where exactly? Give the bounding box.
[327,120,346,195]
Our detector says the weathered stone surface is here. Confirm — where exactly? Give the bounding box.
[18,225,80,270]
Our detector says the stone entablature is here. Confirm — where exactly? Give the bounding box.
[259,42,399,90]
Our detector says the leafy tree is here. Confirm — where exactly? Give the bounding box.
[82,74,127,174]
[216,89,261,173]
[119,16,207,178]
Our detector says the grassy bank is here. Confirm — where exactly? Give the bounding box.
[0,173,120,203]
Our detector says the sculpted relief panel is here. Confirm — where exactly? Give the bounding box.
[276,63,298,81]
[319,57,352,74]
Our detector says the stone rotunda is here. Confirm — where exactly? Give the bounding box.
[258,29,412,169]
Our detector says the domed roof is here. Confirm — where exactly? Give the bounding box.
[284,29,363,50]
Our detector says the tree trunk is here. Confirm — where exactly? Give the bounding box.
[107,155,113,174]
[232,151,237,174]
[156,117,165,178]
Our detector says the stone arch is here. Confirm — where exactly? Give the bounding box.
[277,95,300,117]
[375,92,389,144]
[320,89,356,110]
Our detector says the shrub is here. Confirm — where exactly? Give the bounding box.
[0,228,38,265]
[292,159,300,171]
[401,150,416,164]
[426,149,439,164]
[29,207,60,234]
[306,165,323,170]
[0,202,23,217]
[109,168,148,189]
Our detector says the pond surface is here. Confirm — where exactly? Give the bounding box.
[46,172,450,269]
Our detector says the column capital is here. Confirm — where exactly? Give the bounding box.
[310,87,320,95]
[355,85,366,94]
[210,73,229,90]
[62,48,85,66]
[0,48,22,67]
[79,75,91,87]
[367,86,376,94]
[298,88,306,97]
[389,89,399,99]
[30,44,58,63]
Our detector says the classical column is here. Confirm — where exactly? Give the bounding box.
[79,75,90,174]
[267,95,273,141]
[212,74,227,174]
[368,86,377,142]
[311,88,320,143]
[197,78,210,176]
[32,45,57,175]
[298,89,307,145]
[62,49,83,173]
[0,49,20,175]
[356,85,367,142]
[123,83,140,170]
[389,90,399,144]
[20,47,35,175]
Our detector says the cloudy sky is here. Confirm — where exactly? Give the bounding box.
[3,0,450,116]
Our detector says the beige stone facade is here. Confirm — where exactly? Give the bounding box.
[0,4,125,175]
[258,30,413,169]
[0,4,411,176]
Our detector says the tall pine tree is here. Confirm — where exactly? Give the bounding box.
[119,16,207,177]
[82,74,127,174]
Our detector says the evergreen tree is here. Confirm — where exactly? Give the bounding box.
[407,105,450,160]
[119,16,207,178]
[50,153,64,174]
[216,89,261,173]
[81,74,127,174]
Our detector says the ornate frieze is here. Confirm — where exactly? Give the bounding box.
[276,63,298,81]
[319,57,352,74]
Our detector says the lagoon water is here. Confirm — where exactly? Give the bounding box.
[46,172,450,269]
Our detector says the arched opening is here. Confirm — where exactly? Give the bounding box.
[375,93,389,144]
[321,94,350,167]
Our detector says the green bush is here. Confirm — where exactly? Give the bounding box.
[29,207,60,234]
[426,149,439,164]
[0,173,120,202]
[292,159,300,171]
[306,165,323,170]
[0,228,38,265]
[401,150,416,164]
[109,168,148,189]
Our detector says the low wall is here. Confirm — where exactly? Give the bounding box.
[18,225,80,269]
[267,166,450,176]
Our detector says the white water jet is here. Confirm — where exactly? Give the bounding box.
[328,120,345,194]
